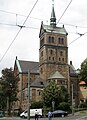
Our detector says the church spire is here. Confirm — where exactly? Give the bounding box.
[50,0,56,27]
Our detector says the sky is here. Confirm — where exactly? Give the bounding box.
[0,0,87,76]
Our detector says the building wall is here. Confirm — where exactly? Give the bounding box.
[79,86,87,102]
[39,32,68,81]
[70,76,79,107]
[13,65,40,110]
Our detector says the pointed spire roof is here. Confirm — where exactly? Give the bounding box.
[50,0,56,27]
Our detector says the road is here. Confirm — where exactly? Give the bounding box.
[0,114,87,120]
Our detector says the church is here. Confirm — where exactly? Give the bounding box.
[13,0,79,111]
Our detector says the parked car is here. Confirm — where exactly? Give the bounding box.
[20,109,42,118]
[52,110,68,117]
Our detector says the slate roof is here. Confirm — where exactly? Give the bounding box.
[15,58,77,77]
[69,64,78,77]
[48,71,65,80]
[31,77,46,88]
[39,21,68,37]
[43,24,67,35]
[18,60,39,74]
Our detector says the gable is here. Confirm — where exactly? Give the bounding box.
[39,21,45,38]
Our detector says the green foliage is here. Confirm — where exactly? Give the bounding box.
[79,102,87,108]
[0,68,19,115]
[58,102,71,111]
[1,68,19,102]
[42,81,59,109]
[80,58,87,83]
[30,101,43,109]
[42,81,70,110]
[58,86,70,102]
[0,91,7,110]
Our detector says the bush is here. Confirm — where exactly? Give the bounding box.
[79,102,87,108]
[58,102,71,111]
[30,101,43,109]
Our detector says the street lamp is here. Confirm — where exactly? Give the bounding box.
[28,70,30,120]
[52,101,55,117]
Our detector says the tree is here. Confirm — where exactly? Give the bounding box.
[58,86,70,102]
[1,68,19,116]
[80,58,87,83]
[30,101,43,109]
[42,81,69,110]
[0,84,7,110]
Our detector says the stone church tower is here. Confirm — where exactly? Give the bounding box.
[13,1,79,110]
[39,0,70,90]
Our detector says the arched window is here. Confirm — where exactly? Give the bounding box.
[60,51,63,56]
[59,58,61,61]
[48,36,51,43]
[50,50,53,55]
[52,57,54,61]
[52,37,54,43]
[48,36,54,43]
[62,58,64,61]
[61,38,64,44]
[58,38,61,44]
[58,37,64,44]
[49,56,51,60]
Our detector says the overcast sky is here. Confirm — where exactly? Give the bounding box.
[0,0,87,76]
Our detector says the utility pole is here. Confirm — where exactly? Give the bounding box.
[7,96,9,116]
[28,71,30,120]
[72,84,74,115]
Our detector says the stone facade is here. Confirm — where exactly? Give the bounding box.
[13,1,79,111]
[79,81,87,102]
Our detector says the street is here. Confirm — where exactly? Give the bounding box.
[0,114,87,120]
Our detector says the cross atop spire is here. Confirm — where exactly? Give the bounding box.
[52,0,54,4]
[52,0,54,8]
[50,0,56,27]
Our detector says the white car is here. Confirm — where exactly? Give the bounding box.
[20,109,42,118]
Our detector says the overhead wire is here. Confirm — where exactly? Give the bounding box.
[69,31,87,45]
[59,22,87,29]
[57,0,72,24]
[0,0,87,63]
[0,9,47,22]
[0,22,39,29]
[0,0,39,63]
[1,3,87,31]
[0,21,87,35]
